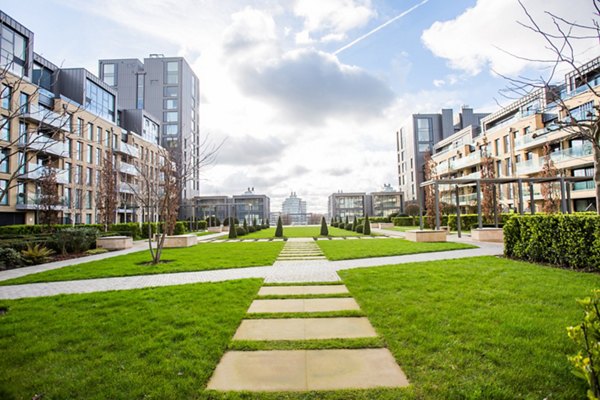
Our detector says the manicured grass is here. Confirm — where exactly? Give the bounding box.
[0,279,262,400]
[196,231,216,236]
[229,337,385,351]
[1,242,284,286]
[243,226,366,239]
[340,256,600,399]
[317,238,476,260]
[384,226,418,232]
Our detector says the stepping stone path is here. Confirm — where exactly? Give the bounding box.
[207,283,409,392]
[276,238,326,261]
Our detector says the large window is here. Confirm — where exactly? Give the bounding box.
[0,116,9,141]
[1,84,10,109]
[416,118,433,153]
[102,63,116,86]
[0,148,9,173]
[85,79,115,122]
[136,73,144,109]
[1,25,27,77]
[0,179,7,205]
[164,86,178,97]
[166,61,178,84]
[164,111,178,122]
[19,92,29,113]
[164,99,178,109]
[87,123,94,141]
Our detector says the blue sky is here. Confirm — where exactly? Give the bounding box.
[2,0,597,212]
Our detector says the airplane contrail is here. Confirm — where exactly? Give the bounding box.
[333,0,430,56]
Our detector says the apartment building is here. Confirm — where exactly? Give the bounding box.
[0,12,170,226]
[328,187,404,219]
[187,189,271,224]
[431,56,599,212]
[281,192,307,225]
[98,55,201,199]
[396,107,489,202]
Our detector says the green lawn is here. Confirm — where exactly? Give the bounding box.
[242,226,367,239]
[0,279,262,400]
[340,256,599,399]
[1,242,283,286]
[317,238,476,260]
[384,226,418,232]
[196,231,216,236]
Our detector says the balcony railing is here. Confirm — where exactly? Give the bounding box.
[514,128,552,151]
[119,182,139,194]
[22,103,71,132]
[18,132,69,157]
[572,180,595,191]
[116,141,139,158]
[450,152,482,170]
[550,145,593,164]
[118,161,138,176]
[20,163,69,184]
[515,158,542,175]
[16,193,67,210]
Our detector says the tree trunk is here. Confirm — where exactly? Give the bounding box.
[594,144,600,214]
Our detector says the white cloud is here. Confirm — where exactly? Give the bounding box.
[421,0,600,76]
[293,0,376,44]
[433,79,445,87]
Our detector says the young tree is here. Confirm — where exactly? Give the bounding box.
[540,144,561,213]
[96,150,118,231]
[37,168,60,229]
[320,216,329,236]
[275,216,283,237]
[423,150,441,228]
[479,137,501,223]
[500,1,600,213]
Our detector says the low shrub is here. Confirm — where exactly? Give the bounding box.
[110,223,141,239]
[223,218,239,227]
[355,224,364,234]
[141,222,158,239]
[448,214,513,231]
[236,226,247,236]
[392,216,416,226]
[0,248,24,270]
[205,216,221,227]
[21,244,55,265]
[331,222,339,228]
[247,226,256,233]
[51,228,98,255]
[504,214,600,270]
[174,222,187,235]
[344,223,352,230]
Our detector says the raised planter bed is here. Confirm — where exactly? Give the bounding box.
[159,234,198,248]
[405,229,447,242]
[207,226,222,233]
[471,228,503,243]
[377,223,394,229]
[96,236,133,250]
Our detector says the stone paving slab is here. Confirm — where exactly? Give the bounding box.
[247,298,360,313]
[258,285,348,296]
[207,349,408,391]
[233,317,377,341]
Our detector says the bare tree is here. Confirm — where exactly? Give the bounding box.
[498,0,600,213]
[479,137,500,223]
[423,150,440,228]
[37,168,60,229]
[540,143,561,213]
[96,150,118,231]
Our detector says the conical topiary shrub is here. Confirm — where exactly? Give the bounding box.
[320,216,329,236]
[363,214,371,235]
[243,218,248,231]
[275,216,283,237]
[352,216,357,231]
[330,217,334,226]
[228,217,237,239]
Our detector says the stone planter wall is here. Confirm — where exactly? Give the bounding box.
[405,230,447,242]
[471,228,503,243]
[96,236,133,250]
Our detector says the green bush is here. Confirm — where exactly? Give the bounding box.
[359,216,390,224]
[275,216,283,238]
[345,223,353,230]
[352,216,358,231]
[51,227,99,255]
[0,247,24,270]
[364,215,371,235]
[247,226,256,233]
[448,214,513,231]
[141,222,158,239]
[173,222,187,235]
[21,244,55,265]
[331,222,339,228]
[392,216,416,226]
[504,214,600,270]
[568,289,600,399]
[320,217,329,236]
[205,216,221,227]
[223,218,239,227]
[236,226,247,236]
[228,221,237,239]
[110,223,141,239]
[356,224,364,234]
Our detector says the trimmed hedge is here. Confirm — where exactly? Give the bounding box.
[448,214,513,231]
[504,214,600,270]
[392,216,417,226]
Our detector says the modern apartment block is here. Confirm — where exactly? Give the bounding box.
[0,12,169,226]
[187,189,271,224]
[98,55,201,199]
[430,56,599,212]
[328,187,404,219]
[396,107,489,202]
[281,192,307,225]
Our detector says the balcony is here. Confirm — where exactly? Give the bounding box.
[118,161,138,176]
[20,163,69,184]
[450,152,482,170]
[550,145,593,167]
[119,182,139,194]
[16,193,67,211]
[22,103,71,132]
[514,128,551,151]
[572,180,595,191]
[515,158,542,175]
[18,132,69,157]
[116,141,139,158]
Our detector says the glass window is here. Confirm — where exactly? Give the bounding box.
[503,135,510,153]
[136,73,144,109]
[65,162,72,183]
[102,63,116,86]
[76,142,82,161]
[19,92,29,113]
[494,138,500,156]
[85,79,115,122]
[67,138,73,158]
[105,130,110,148]
[96,148,101,165]
[97,126,102,144]
[75,165,82,184]
[0,148,9,173]
[164,86,178,97]
[87,145,93,163]
[0,116,9,141]
[1,84,11,109]
[77,118,83,136]
[86,192,92,209]
[87,123,94,141]
[18,122,27,144]
[164,124,178,135]
[86,213,92,224]
[1,25,28,77]
[0,179,7,205]
[416,118,432,142]
[166,61,178,84]
[418,143,431,153]
[86,167,93,185]
[164,99,178,109]
[164,111,178,122]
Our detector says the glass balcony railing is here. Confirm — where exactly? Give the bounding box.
[118,161,138,176]
[572,181,595,191]
[116,141,139,158]
[23,103,72,132]
[20,163,69,184]
[18,132,69,157]
[515,158,543,175]
[451,152,482,170]
[550,145,593,163]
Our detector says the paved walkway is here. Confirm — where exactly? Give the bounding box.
[207,283,409,392]
[276,238,326,261]
[0,237,503,300]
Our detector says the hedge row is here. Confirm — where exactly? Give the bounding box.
[392,217,418,226]
[447,214,513,231]
[504,214,600,270]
